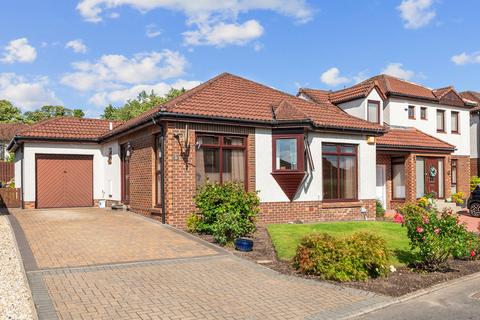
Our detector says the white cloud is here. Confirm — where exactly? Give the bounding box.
[89,79,201,106]
[451,52,480,65]
[61,50,187,91]
[183,20,264,47]
[381,63,416,80]
[397,0,436,29]
[76,0,312,46]
[65,39,88,53]
[320,67,350,87]
[0,73,61,110]
[1,38,37,64]
[146,24,162,38]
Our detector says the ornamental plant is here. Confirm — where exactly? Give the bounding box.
[189,182,259,245]
[375,200,385,218]
[400,204,478,270]
[470,176,480,191]
[452,192,466,205]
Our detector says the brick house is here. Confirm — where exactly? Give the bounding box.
[9,73,386,228]
[299,74,474,210]
[459,91,480,176]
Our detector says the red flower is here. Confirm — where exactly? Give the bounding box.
[416,226,424,233]
[471,250,476,257]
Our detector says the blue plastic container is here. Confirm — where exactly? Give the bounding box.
[234,238,254,252]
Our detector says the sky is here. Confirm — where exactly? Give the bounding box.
[0,0,479,118]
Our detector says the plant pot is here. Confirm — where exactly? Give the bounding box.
[234,238,253,252]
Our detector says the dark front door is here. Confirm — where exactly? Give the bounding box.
[120,144,130,204]
[425,158,439,197]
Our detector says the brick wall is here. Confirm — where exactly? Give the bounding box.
[471,158,479,178]
[453,155,470,195]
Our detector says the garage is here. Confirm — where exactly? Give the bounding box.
[36,154,93,208]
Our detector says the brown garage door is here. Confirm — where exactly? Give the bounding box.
[36,154,93,208]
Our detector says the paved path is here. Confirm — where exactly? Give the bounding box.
[356,274,480,320]
[10,208,390,320]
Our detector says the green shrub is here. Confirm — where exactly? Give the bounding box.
[186,213,201,233]
[293,231,390,282]
[452,192,465,205]
[192,182,259,245]
[471,176,480,191]
[452,230,480,260]
[375,200,385,218]
[400,204,477,270]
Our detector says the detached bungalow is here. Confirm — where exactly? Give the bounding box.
[9,73,385,227]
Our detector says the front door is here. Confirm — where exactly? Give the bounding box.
[120,144,130,204]
[376,164,386,209]
[425,158,439,197]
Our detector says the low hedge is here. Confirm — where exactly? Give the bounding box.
[293,231,390,282]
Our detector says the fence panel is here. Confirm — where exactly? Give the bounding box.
[0,162,14,182]
[0,188,21,208]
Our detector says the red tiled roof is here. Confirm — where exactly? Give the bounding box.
[0,123,28,141]
[377,127,455,151]
[300,74,470,108]
[16,117,123,140]
[105,73,385,138]
[460,91,480,111]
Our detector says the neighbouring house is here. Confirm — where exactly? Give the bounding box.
[0,123,27,161]
[459,91,480,176]
[8,73,386,227]
[299,74,474,210]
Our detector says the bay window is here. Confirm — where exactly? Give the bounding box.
[195,134,246,186]
[272,133,304,172]
[322,144,357,200]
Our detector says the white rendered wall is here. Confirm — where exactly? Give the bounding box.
[337,89,384,124]
[20,142,105,202]
[471,113,479,159]
[255,128,376,202]
[101,141,121,201]
[384,97,470,156]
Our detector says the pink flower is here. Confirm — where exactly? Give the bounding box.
[434,228,441,234]
[471,250,476,257]
[393,213,404,224]
[416,226,424,233]
[423,218,429,224]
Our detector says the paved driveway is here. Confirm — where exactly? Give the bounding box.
[10,208,390,320]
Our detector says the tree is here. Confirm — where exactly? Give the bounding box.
[101,88,186,121]
[23,105,85,123]
[0,100,22,123]
[73,109,85,118]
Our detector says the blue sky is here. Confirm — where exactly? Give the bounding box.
[0,0,479,117]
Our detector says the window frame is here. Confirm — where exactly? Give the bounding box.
[392,157,406,200]
[321,143,358,202]
[451,159,457,191]
[408,105,416,120]
[451,111,460,134]
[195,133,247,187]
[420,107,427,120]
[367,100,381,123]
[437,109,446,133]
[272,133,305,173]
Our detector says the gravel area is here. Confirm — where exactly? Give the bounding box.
[0,215,36,320]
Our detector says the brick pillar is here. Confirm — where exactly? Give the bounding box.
[405,153,416,203]
[444,155,452,199]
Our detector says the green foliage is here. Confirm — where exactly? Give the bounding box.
[293,231,390,282]
[470,176,480,191]
[375,200,385,218]
[23,105,85,124]
[400,204,477,270]
[192,182,259,245]
[186,213,201,233]
[101,88,186,121]
[452,192,465,205]
[0,100,22,123]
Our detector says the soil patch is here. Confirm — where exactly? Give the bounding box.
[195,226,480,297]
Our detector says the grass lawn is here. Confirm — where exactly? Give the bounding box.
[267,221,412,266]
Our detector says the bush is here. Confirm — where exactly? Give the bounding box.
[452,192,466,205]
[400,204,477,270]
[375,200,385,218]
[471,176,480,191]
[192,182,259,245]
[293,231,390,282]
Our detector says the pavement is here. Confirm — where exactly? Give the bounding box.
[354,273,480,320]
[9,208,390,320]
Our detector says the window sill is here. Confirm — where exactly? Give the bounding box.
[321,201,362,209]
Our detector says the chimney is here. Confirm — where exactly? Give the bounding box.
[109,122,113,130]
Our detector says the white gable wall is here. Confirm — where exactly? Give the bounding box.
[255,128,376,202]
[337,89,384,124]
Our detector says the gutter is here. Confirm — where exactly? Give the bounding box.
[376,144,456,153]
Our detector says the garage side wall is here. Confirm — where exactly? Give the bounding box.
[21,142,105,208]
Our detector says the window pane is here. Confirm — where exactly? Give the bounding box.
[322,144,337,153]
[276,138,297,170]
[393,163,405,198]
[341,146,355,154]
[196,148,220,185]
[451,112,458,132]
[197,135,219,145]
[416,157,425,198]
[222,149,245,185]
[339,155,357,199]
[224,136,244,146]
[437,111,444,131]
[421,108,427,119]
[368,102,379,123]
[408,106,415,119]
[322,155,338,199]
